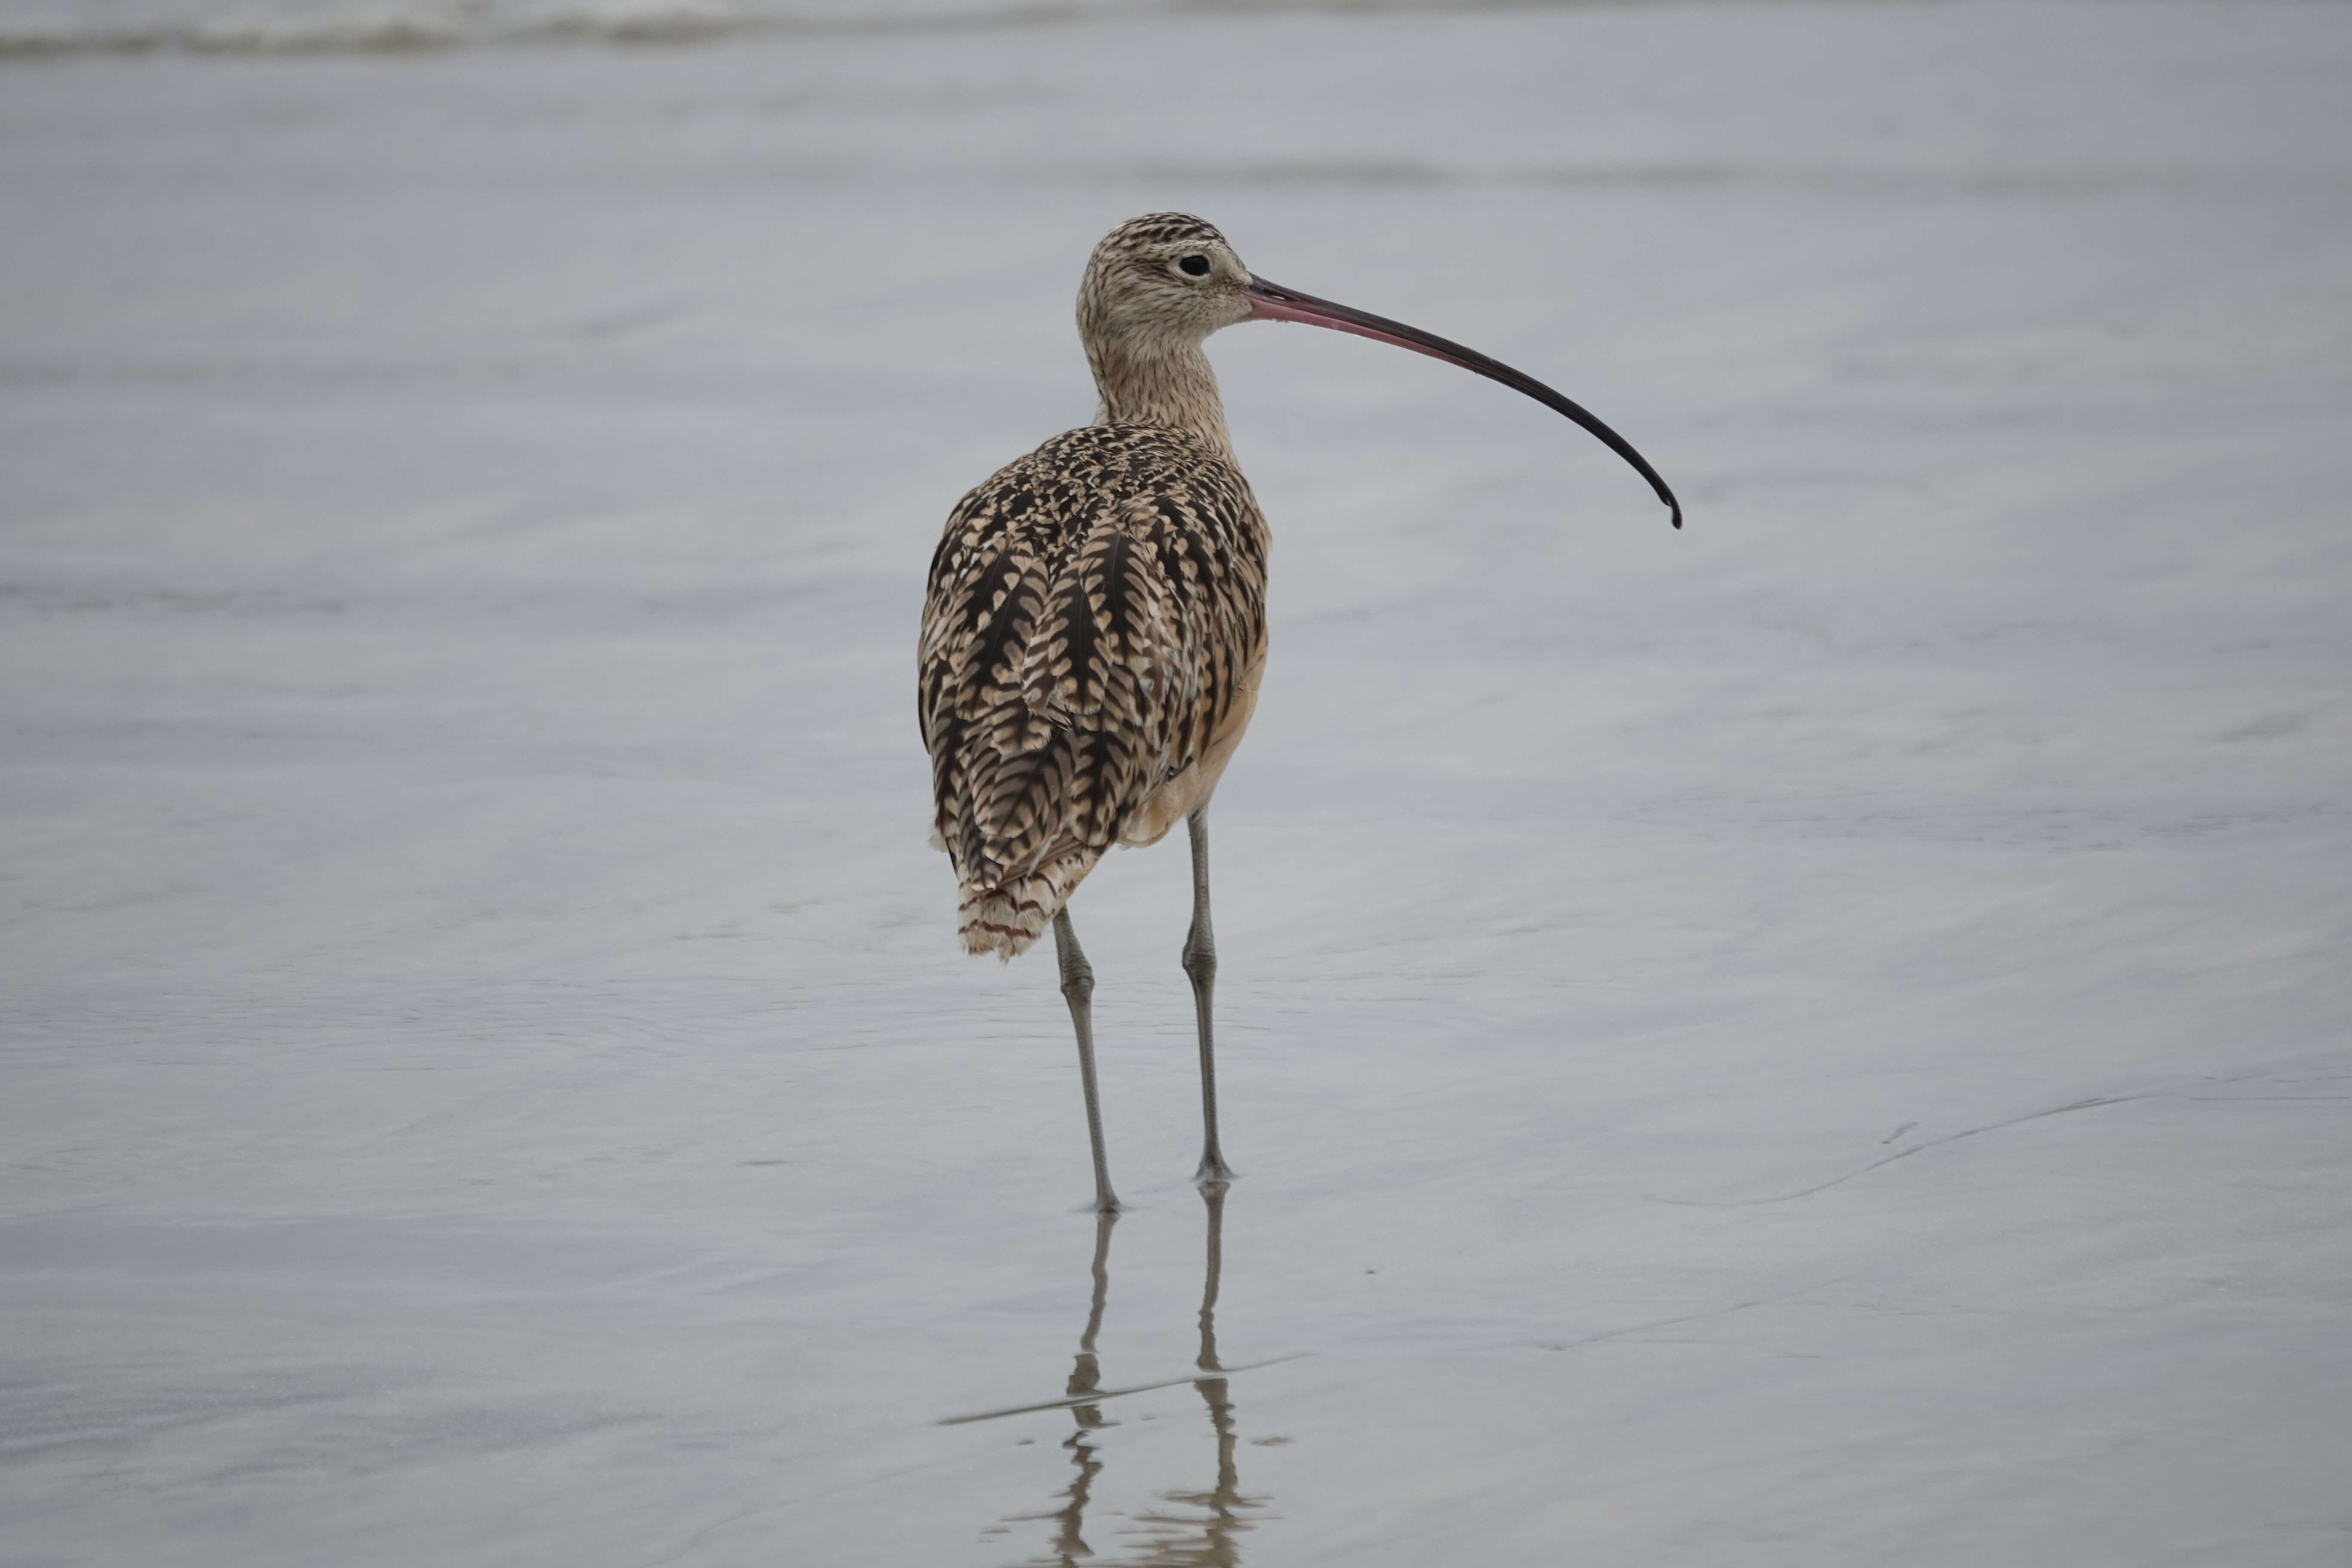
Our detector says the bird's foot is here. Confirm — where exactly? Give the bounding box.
[1193,1155,1238,1188]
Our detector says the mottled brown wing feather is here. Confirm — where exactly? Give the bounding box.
[919,424,1268,957]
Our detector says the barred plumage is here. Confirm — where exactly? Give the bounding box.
[920,423,1268,958]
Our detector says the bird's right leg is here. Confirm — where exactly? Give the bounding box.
[1185,809,1237,1187]
[1054,907,1121,1215]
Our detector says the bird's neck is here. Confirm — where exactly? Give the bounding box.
[1085,333,1234,456]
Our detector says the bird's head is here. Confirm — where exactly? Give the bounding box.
[1077,210,1684,529]
[1077,212,1256,356]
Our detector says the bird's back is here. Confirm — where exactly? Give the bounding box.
[920,423,1269,958]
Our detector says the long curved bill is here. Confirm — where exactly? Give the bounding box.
[1245,275,1682,530]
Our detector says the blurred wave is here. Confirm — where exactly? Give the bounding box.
[0,0,1642,60]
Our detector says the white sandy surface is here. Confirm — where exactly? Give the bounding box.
[3,2,2349,1563]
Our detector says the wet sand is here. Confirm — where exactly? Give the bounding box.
[3,2,2349,1562]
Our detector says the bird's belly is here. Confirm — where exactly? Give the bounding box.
[1118,655,1265,848]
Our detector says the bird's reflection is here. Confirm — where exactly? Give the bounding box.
[999,1186,1273,1567]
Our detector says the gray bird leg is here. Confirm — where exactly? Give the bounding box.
[1185,809,1237,1185]
[1054,908,1121,1215]
[1195,1182,1226,1374]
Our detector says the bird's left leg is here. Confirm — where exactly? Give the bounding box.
[1055,907,1122,1215]
[1185,808,1236,1186]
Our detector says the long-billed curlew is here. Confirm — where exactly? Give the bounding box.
[919,213,1679,1213]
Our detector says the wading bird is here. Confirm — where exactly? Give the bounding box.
[919,214,1678,1213]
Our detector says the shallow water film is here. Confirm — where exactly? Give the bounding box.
[4,1,2350,1563]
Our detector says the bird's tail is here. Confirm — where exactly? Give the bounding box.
[957,845,1099,961]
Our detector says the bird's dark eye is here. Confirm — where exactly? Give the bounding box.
[1178,254,1211,277]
